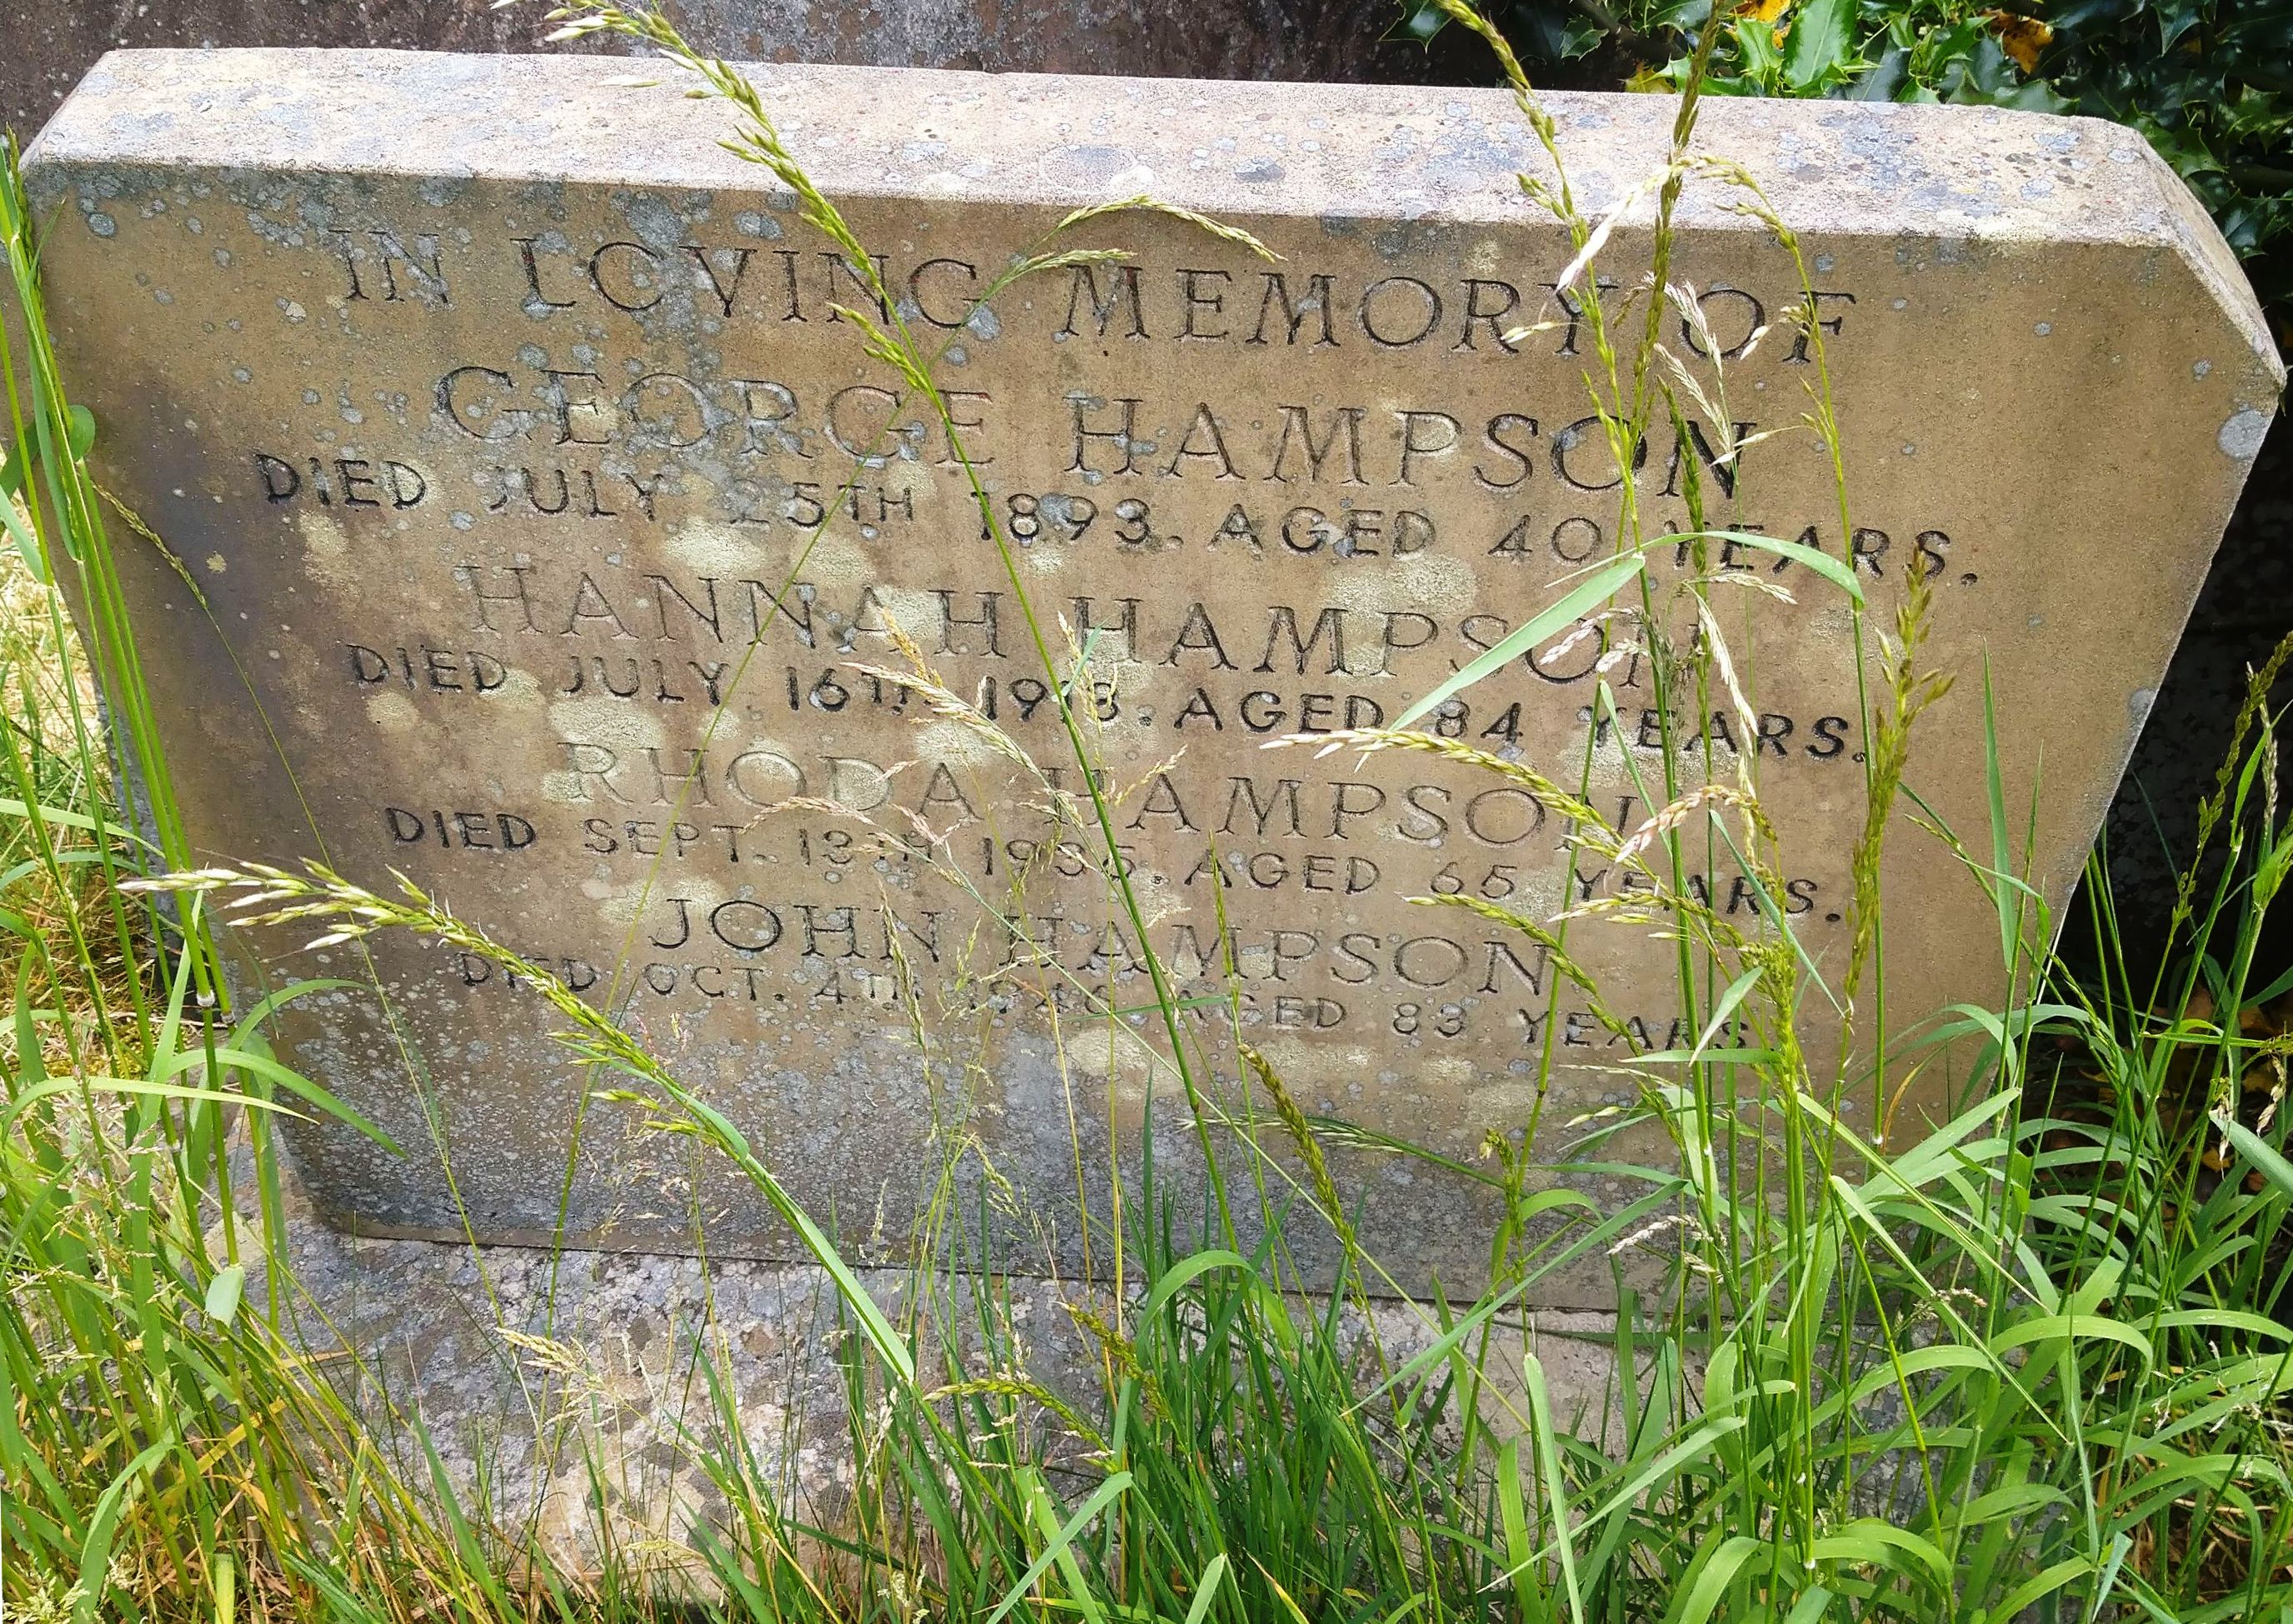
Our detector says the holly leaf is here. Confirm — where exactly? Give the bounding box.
[1783,0,1856,92]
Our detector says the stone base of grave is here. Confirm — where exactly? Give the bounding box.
[243,1167,1629,1586]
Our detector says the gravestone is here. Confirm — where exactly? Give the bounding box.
[24,48,2281,1301]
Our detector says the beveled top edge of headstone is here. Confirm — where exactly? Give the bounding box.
[24,46,2281,373]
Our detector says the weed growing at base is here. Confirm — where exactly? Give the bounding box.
[6,3,2293,1619]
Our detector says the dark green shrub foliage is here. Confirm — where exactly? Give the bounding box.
[2039,2,2292,326]
[1402,2,2293,329]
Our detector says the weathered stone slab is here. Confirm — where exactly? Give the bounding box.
[25,49,2281,1301]
[240,1167,1631,1582]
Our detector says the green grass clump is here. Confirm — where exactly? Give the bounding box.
[6,4,2293,1620]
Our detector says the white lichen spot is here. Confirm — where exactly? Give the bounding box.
[2220,408,2270,461]
[364,691,417,733]
[862,585,942,648]
[296,509,347,567]
[802,531,873,591]
[487,662,543,704]
[914,719,1003,767]
[547,694,667,757]
[1386,552,1476,619]
[664,515,757,577]
[540,770,591,806]
[582,879,643,926]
